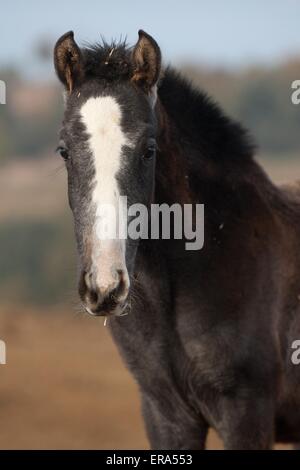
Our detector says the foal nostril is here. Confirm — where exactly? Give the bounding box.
[84,271,94,291]
[114,269,128,300]
[88,288,99,305]
[79,271,99,308]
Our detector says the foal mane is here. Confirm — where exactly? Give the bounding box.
[158,68,255,166]
[82,40,133,82]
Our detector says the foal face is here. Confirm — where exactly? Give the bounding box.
[54,31,161,316]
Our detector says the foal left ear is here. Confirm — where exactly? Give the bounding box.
[54,31,83,93]
[132,30,161,93]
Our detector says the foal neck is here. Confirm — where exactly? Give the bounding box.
[154,99,192,205]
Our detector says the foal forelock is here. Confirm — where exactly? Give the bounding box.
[80,95,131,285]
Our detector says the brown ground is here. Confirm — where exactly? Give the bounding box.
[0,307,225,449]
[0,155,298,449]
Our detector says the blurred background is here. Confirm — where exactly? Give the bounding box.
[0,0,300,449]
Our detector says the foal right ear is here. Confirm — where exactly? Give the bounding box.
[54,31,83,93]
[132,30,161,93]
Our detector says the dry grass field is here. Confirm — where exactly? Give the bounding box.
[0,155,298,449]
[0,305,229,449]
[0,306,148,449]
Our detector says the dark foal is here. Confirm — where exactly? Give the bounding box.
[54,30,300,449]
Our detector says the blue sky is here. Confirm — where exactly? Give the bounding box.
[2,0,300,78]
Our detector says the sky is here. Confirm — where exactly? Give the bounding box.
[1,0,300,79]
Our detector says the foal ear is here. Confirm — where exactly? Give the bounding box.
[54,31,83,93]
[132,30,161,93]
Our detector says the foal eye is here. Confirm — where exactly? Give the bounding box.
[142,143,156,161]
[56,145,69,161]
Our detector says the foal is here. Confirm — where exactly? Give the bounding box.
[54,30,300,449]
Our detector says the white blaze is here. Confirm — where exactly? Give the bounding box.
[80,96,129,293]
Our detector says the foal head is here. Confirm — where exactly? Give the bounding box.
[54,30,161,316]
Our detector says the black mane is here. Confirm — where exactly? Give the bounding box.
[82,41,133,82]
[158,68,255,164]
